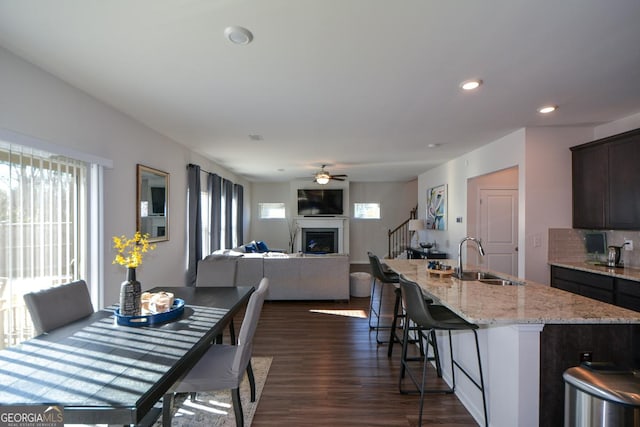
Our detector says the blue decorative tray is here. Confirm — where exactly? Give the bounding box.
[114,298,185,326]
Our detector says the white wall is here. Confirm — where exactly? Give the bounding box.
[249,182,292,252]
[523,127,594,283]
[417,126,601,284]
[248,180,418,263]
[0,47,250,306]
[349,180,418,263]
[418,130,525,266]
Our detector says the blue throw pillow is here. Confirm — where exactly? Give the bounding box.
[244,243,256,253]
[255,241,269,252]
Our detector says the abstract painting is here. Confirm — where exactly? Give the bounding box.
[426,184,447,230]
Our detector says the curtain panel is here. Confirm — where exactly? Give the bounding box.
[185,164,201,287]
[185,164,244,286]
[222,178,233,249]
[234,183,244,246]
[208,173,221,254]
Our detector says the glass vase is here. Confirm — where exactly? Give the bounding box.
[119,267,141,316]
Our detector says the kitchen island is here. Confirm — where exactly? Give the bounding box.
[384,259,640,427]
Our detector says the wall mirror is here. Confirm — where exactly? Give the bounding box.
[137,164,169,242]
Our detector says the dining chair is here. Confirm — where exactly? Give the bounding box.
[398,275,488,427]
[196,254,240,343]
[163,277,269,427]
[23,280,94,335]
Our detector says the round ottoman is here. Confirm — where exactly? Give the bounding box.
[349,272,372,297]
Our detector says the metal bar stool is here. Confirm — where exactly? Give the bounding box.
[367,252,401,344]
[389,286,443,378]
[398,275,488,427]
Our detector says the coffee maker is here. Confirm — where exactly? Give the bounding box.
[607,242,629,267]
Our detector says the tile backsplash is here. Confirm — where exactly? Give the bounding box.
[549,228,640,268]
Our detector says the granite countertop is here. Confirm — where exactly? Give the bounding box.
[384,259,640,326]
[549,260,640,282]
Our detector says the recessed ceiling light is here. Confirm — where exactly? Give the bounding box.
[427,143,440,148]
[224,26,253,45]
[538,105,558,114]
[460,79,482,91]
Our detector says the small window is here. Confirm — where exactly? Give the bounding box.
[259,202,286,219]
[354,203,381,219]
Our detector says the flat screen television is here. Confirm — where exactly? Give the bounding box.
[297,189,344,215]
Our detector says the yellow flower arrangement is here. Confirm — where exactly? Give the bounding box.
[112,231,156,268]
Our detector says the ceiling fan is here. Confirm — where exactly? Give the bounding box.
[313,165,347,184]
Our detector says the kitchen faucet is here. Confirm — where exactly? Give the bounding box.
[457,237,486,278]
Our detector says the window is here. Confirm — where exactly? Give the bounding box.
[0,141,87,348]
[198,171,244,253]
[354,203,381,219]
[259,202,286,219]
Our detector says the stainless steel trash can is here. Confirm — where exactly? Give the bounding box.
[563,364,640,427]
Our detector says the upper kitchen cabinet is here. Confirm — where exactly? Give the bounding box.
[608,135,640,228]
[572,128,640,230]
[572,142,607,228]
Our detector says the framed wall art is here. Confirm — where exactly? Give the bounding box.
[426,184,447,230]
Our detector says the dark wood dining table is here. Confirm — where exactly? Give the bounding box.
[0,286,254,426]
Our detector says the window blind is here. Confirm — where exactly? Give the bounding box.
[0,141,87,347]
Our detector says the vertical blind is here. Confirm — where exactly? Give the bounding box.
[0,141,87,348]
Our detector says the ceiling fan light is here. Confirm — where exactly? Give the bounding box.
[315,173,330,185]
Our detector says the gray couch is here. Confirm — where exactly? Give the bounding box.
[196,253,349,301]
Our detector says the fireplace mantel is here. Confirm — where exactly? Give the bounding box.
[294,217,347,254]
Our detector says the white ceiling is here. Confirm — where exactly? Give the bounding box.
[1,1,640,182]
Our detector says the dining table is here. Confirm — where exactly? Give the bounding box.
[0,285,254,426]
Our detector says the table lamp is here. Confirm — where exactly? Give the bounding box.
[408,219,425,247]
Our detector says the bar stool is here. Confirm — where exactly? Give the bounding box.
[389,286,443,378]
[398,275,488,427]
[367,252,401,345]
[367,252,441,374]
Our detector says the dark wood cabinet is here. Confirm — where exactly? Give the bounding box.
[550,266,614,304]
[551,265,640,310]
[571,128,640,230]
[607,135,640,229]
[617,278,640,312]
[572,144,607,228]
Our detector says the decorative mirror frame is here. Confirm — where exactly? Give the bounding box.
[136,164,169,243]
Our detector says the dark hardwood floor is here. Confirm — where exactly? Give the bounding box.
[249,288,478,426]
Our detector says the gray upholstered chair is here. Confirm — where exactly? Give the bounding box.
[23,280,94,335]
[163,278,269,427]
[195,254,240,287]
[196,254,241,343]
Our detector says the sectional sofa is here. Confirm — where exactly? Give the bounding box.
[196,252,350,301]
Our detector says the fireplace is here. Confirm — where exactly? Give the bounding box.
[294,217,347,254]
[302,228,338,254]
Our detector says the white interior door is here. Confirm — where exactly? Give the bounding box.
[478,189,518,276]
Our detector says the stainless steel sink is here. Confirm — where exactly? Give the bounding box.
[455,271,525,286]
[454,271,501,281]
[478,278,523,286]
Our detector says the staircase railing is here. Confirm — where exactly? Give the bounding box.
[387,206,418,259]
